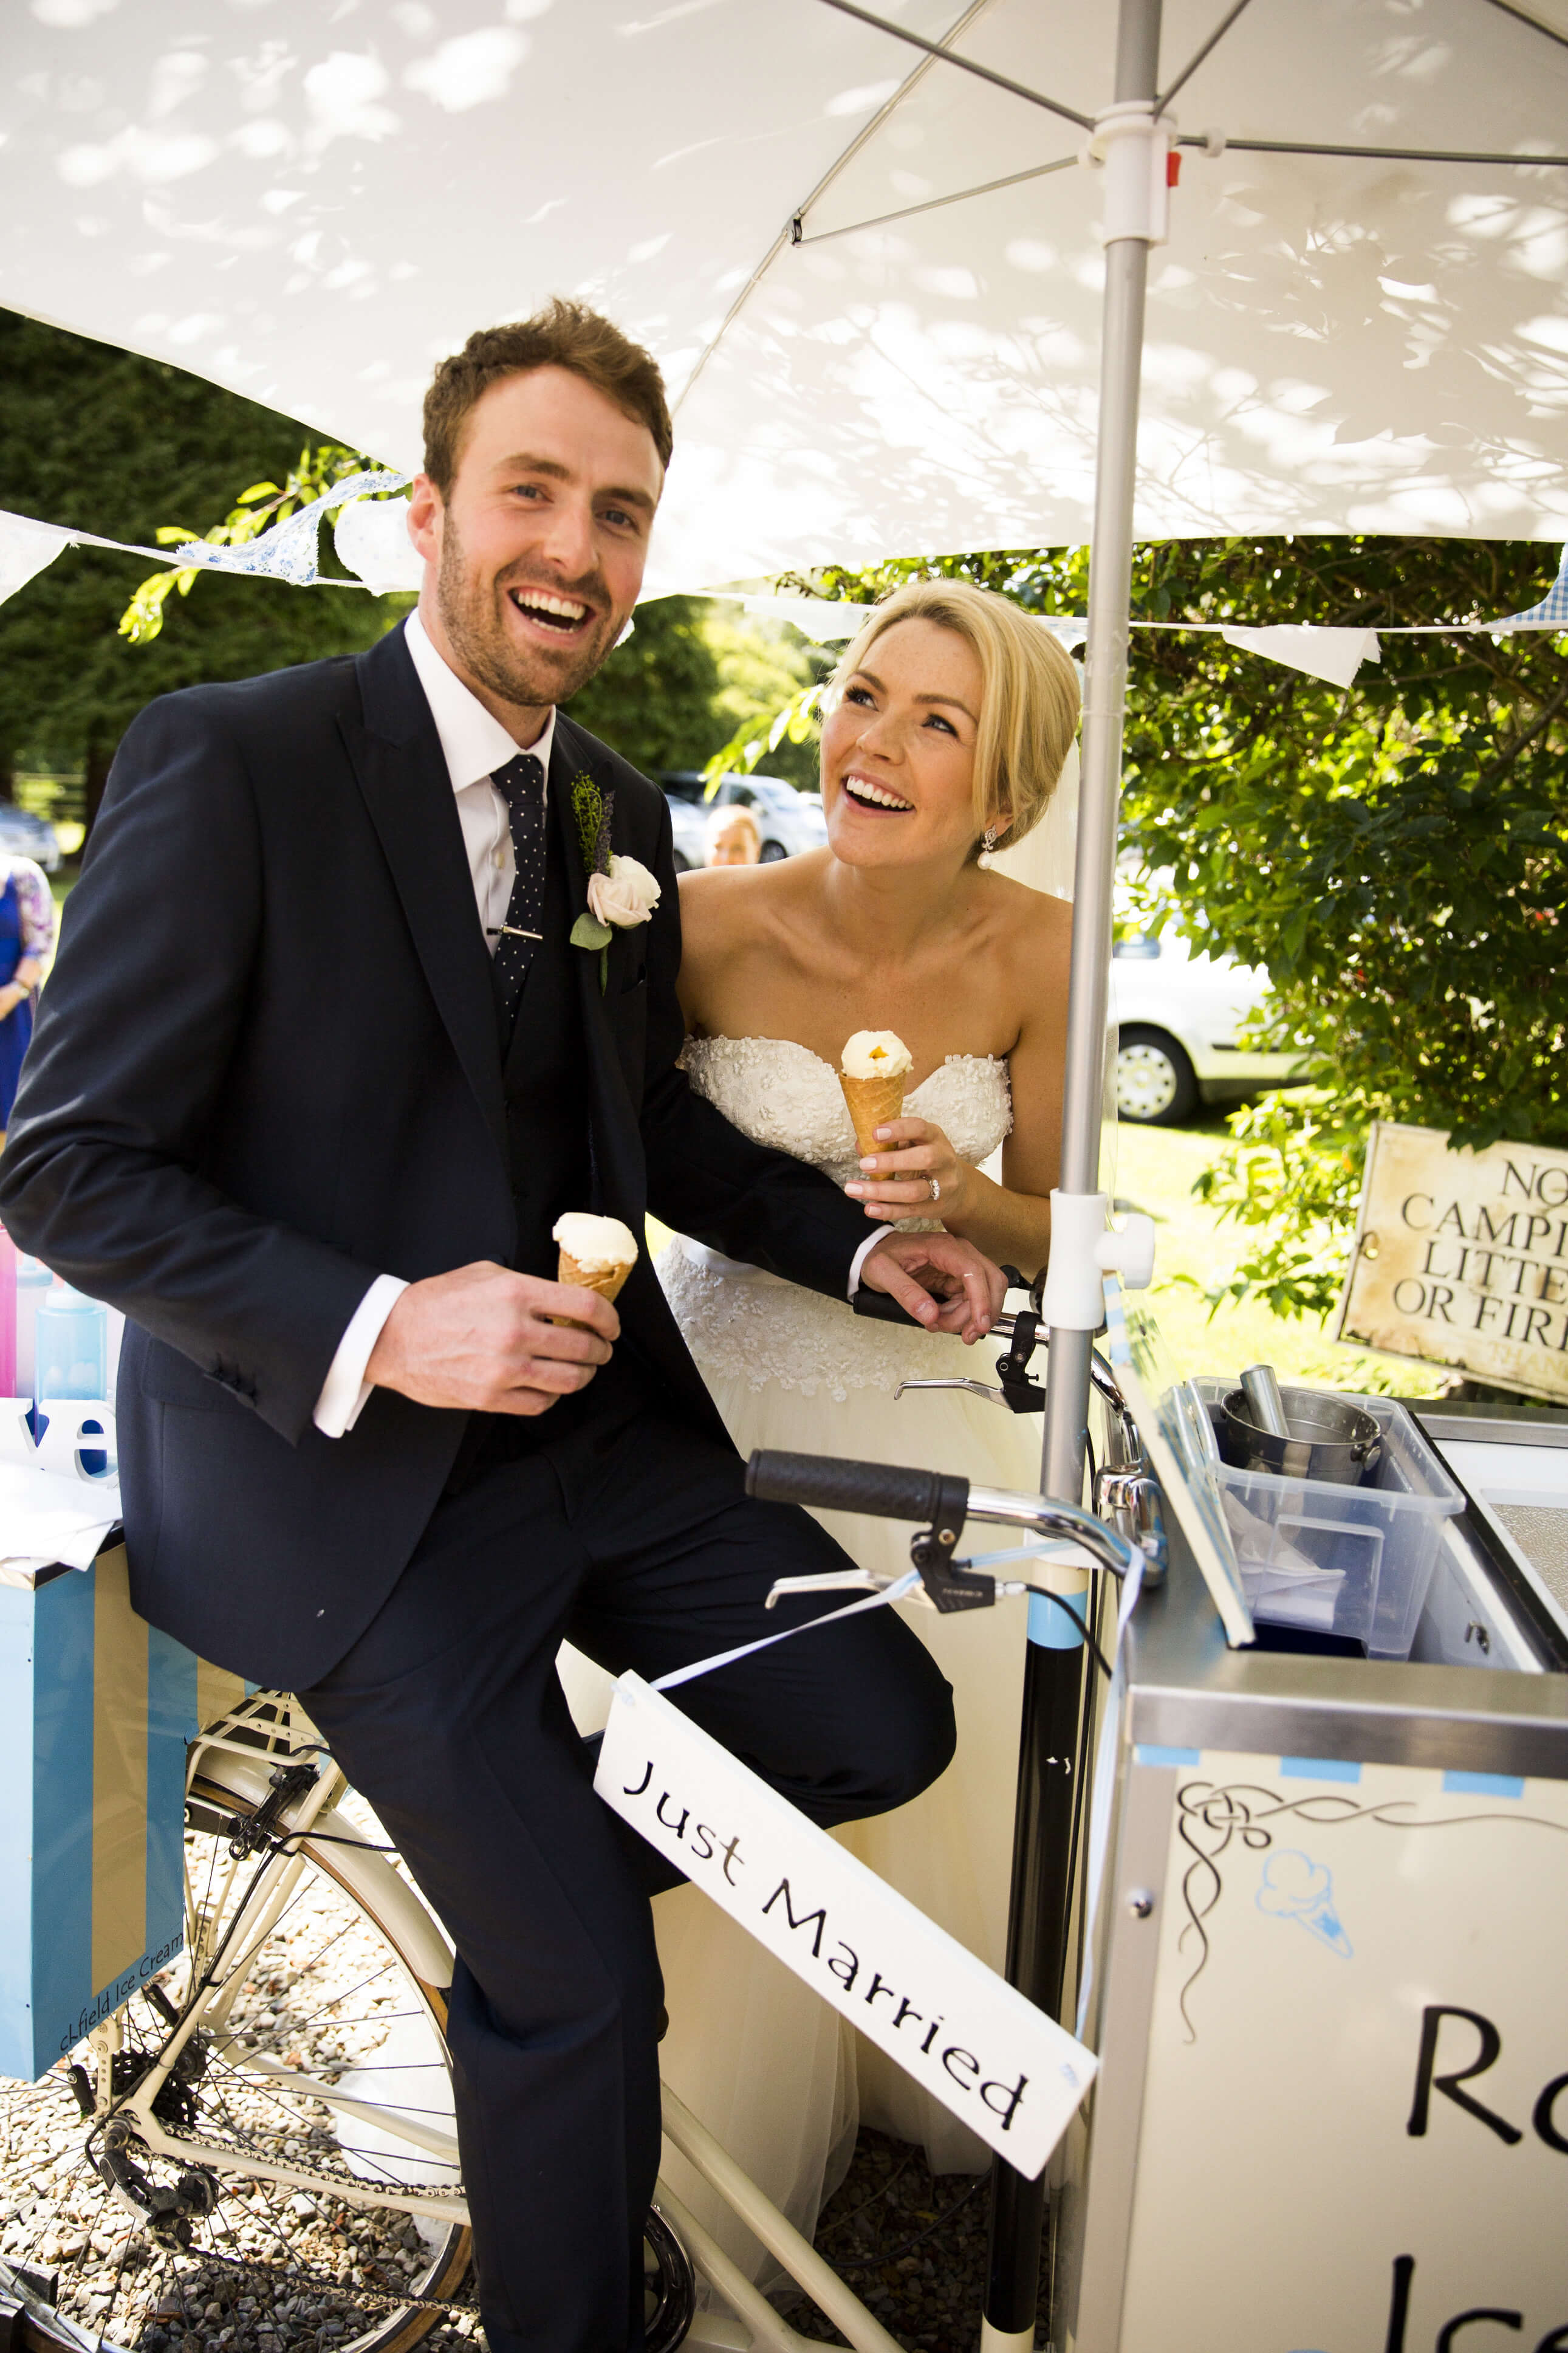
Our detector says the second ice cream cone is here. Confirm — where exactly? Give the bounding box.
[550,1214,638,1328]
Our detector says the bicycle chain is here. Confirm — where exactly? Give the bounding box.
[154,2241,481,2321]
[143,2129,468,2212]
[89,2120,478,2321]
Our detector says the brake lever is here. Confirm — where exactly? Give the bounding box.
[764,1568,885,1609]
[765,1567,939,1613]
[894,1376,1013,1407]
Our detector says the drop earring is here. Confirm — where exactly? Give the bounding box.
[981,825,1001,854]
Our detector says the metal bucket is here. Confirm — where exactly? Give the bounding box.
[1218,1384,1384,1486]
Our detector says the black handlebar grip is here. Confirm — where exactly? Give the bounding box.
[851,1288,926,1327]
[746,1450,969,1525]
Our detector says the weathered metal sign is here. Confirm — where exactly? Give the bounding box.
[1335,1121,1568,1404]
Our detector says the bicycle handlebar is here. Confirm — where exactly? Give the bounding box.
[746,1450,970,1525]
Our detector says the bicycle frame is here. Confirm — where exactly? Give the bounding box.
[90,1697,908,2353]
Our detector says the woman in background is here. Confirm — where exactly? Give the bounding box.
[0,856,55,1144]
[705,801,761,866]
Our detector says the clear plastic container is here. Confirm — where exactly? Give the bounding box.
[13,1254,52,1397]
[1193,1380,1465,1660]
[33,1283,108,1404]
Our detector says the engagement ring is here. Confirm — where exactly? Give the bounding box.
[927,1176,942,1203]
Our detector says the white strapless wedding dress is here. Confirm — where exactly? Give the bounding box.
[559,1039,1046,2284]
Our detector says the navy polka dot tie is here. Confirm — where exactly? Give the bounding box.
[490,751,547,1028]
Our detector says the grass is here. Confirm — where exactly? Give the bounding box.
[1114,1110,1446,1399]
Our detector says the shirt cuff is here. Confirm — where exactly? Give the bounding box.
[847,1228,894,1301]
[313,1274,409,1438]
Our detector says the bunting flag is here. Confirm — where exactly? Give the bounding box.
[0,476,411,611]
[1494,544,1568,631]
[0,509,74,604]
[169,469,409,586]
[1219,625,1381,690]
[0,497,1562,688]
[333,492,423,594]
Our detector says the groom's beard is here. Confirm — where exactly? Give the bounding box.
[435,515,622,710]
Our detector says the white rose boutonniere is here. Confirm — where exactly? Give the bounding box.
[586,854,660,930]
[567,772,662,991]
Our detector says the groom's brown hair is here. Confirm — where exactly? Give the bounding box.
[423,299,674,495]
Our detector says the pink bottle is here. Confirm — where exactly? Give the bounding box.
[0,1223,16,1400]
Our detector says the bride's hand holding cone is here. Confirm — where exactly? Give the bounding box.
[844,1115,973,1225]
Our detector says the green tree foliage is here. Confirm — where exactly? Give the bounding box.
[564,596,723,774]
[0,311,405,817]
[703,608,821,791]
[569,598,820,781]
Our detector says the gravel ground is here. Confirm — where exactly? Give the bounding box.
[2,2087,1044,2353]
[773,2127,1050,2352]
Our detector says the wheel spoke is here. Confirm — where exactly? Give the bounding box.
[7,1793,470,2353]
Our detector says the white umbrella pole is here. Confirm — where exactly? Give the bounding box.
[984,5,1163,2347]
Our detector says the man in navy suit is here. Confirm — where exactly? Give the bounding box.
[0,301,1004,2351]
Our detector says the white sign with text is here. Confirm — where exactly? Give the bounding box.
[595,1672,1097,2179]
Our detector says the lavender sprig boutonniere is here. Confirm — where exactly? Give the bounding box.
[567,772,661,992]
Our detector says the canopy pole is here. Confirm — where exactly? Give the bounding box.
[982,4,1162,2346]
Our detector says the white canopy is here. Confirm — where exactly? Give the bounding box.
[3,0,1566,592]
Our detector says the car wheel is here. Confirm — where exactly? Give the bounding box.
[1115,1026,1199,1125]
[671,848,691,873]
[759,839,787,862]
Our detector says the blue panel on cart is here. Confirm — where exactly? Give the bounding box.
[1134,1744,1200,1768]
[32,1570,96,2058]
[1280,1756,1361,1782]
[1027,1592,1084,1648]
[1442,1768,1525,1798]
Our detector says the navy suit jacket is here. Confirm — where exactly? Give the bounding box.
[0,627,871,1686]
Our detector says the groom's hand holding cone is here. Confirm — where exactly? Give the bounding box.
[366,1254,621,1417]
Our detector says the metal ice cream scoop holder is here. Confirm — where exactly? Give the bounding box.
[1219,1372,1383,1486]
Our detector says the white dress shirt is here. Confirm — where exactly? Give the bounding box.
[313,613,885,1438]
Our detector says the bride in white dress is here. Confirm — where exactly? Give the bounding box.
[613,580,1081,2275]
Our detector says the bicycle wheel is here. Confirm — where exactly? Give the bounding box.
[2,1726,471,2353]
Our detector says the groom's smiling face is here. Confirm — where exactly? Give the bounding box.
[409,365,663,722]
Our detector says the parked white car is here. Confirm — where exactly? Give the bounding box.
[0,800,62,874]
[1112,917,1307,1125]
[657,772,829,870]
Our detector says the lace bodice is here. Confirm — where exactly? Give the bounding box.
[680,1036,1011,1192]
[661,1037,1012,1400]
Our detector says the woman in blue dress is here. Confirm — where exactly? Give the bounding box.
[0,856,56,1142]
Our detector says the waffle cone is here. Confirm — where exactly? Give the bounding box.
[551,1248,635,1327]
[838,1070,907,1158]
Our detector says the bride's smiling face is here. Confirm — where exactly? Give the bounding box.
[820,619,993,871]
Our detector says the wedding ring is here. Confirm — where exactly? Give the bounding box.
[927,1176,942,1203]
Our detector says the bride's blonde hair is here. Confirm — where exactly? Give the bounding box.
[827,580,1080,854]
